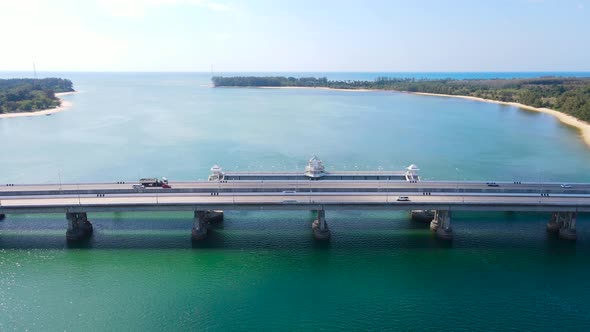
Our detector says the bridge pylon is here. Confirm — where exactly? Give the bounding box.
[547,212,577,240]
[429,210,453,240]
[66,212,93,241]
[192,210,224,241]
[312,209,331,241]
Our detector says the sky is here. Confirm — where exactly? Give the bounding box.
[0,0,588,72]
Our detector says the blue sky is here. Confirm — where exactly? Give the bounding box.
[0,0,588,72]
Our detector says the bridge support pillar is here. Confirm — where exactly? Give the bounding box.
[66,212,93,241]
[547,212,577,240]
[312,209,331,241]
[430,210,453,240]
[191,210,223,241]
[411,210,434,222]
[192,211,209,241]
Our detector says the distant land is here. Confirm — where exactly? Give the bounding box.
[0,78,74,115]
[212,76,590,123]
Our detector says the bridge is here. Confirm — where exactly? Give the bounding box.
[0,157,585,242]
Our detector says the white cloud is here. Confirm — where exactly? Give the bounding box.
[206,2,231,11]
[96,0,232,17]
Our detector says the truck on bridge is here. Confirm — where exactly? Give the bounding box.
[139,177,169,188]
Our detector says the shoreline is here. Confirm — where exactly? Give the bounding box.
[0,91,76,119]
[409,92,590,147]
[244,85,590,148]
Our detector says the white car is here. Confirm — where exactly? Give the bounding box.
[560,184,572,188]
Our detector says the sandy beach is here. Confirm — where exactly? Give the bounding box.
[410,92,590,147]
[0,91,76,119]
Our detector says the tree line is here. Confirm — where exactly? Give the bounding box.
[0,78,74,114]
[212,76,590,122]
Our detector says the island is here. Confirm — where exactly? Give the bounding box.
[212,76,590,123]
[0,78,74,115]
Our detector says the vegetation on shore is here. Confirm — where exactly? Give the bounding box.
[212,76,590,122]
[0,78,74,114]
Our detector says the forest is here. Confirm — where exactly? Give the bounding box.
[0,78,74,114]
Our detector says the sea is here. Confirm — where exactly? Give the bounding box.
[1,72,590,330]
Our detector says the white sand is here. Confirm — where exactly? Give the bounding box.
[0,91,76,119]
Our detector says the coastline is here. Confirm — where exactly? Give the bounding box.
[0,91,76,119]
[244,85,590,148]
[410,92,590,147]
[258,86,377,92]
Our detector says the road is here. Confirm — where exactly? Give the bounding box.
[0,180,583,195]
[2,191,590,213]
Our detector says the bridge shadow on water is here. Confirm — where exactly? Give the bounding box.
[0,211,587,253]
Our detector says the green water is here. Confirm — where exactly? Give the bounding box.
[1,73,590,330]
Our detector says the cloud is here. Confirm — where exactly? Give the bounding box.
[206,2,231,11]
[96,0,232,17]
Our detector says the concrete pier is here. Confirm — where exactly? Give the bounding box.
[430,210,453,240]
[546,212,560,233]
[411,210,434,222]
[312,209,331,241]
[192,211,208,241]
[191,210,224,241]
[66,212,93,241]
[547,212,577,240]
[559,212,577,241]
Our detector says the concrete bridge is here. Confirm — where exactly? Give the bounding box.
[0,157,585,242]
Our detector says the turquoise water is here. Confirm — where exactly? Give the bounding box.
[1,73,590,330]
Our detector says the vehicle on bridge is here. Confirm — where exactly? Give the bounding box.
[397,196,410,201]
[139,177,168,187]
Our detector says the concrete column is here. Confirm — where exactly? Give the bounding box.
[192,211,208,241]
[205,210,224,223]
[312,209,331,241]
[429,210,453,240]
[411,210,434,222]
[546,212,560,233]
[559,212,577,241]
[66,212,93,241]
[547,212,577,240]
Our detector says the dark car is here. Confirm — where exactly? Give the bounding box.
[486,182,499,187]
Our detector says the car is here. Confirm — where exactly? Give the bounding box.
[560,184,572,188]
[397,196,410,201]
[132,184,145,190]
[161,183,172,189]
[486,182,499,187]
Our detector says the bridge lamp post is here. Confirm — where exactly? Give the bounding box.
[455,168,463,204]
[378,166,383,201]
[58,170,62,191]
[77,183,81,205]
